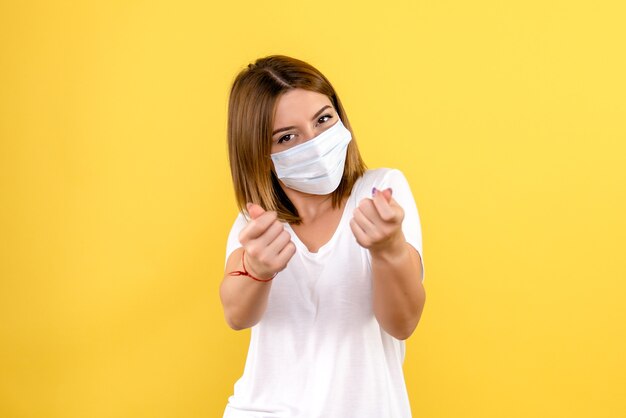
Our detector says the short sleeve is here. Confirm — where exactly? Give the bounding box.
[375,169,425,283]
[224,212,248,269]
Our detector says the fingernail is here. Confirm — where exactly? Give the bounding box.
[371,187,377,197]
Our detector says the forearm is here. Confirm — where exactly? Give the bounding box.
[220,251,273,330]
[370,237,425,340]
[220,275,272,330]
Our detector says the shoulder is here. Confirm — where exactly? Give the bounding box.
[361,167,407,182]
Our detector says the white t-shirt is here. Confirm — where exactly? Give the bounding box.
[222,167,425,418]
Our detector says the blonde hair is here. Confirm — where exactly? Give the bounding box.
[227,54,367,224]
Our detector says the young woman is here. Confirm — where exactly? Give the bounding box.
[220,55,426,418]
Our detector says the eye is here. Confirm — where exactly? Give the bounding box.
[277,133,295,144]
[276,114,334,145]
[317,114,333,126]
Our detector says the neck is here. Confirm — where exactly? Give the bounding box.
[279,184,334,224]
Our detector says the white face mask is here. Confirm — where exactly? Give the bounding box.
[270,118,352,195]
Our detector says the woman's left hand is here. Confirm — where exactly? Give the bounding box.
[349,187,406,257]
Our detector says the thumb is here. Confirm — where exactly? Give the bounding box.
[381,188,393,202]
[246,202,266,220]
[373,187,393,203]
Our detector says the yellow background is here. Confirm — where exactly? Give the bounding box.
[1,0,625,417]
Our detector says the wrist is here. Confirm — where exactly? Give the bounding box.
[229,250,278,282]
[245,268,276,282]
[369,233,408,263]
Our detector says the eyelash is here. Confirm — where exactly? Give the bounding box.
[277,114,333,144]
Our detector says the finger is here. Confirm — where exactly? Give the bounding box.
[239,210,277,243]
[241,211,277,243]
[247,202,266,220]
[244,221,286,270]
[374,187,393,202]
[386,196,405,223]
[265,227,292,256]
[257,220,285,242]
[353,207,377,236]
[357,198,383,225]
[275,240,297,269]
[372,190,396,222]
[349,217,369,247]
[372,187,392,201]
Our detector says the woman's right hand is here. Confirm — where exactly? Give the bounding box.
[237,202,296,280]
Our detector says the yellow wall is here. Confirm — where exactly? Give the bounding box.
[1,1,624,417]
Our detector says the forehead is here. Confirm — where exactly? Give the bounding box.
[273,89,333,123]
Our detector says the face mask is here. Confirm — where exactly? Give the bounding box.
[270,118,353,195]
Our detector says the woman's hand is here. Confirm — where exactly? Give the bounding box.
[238,202,296,280]
[349,187,406,258]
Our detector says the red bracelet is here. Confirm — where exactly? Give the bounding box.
[228,250,277,282]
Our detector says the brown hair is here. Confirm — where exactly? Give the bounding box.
[227,54,367,225]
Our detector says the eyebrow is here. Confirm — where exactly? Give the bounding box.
[272,105,333,136]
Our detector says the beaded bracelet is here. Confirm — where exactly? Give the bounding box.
[228,250,277,282]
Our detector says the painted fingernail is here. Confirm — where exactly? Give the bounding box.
[371,187,377,196]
